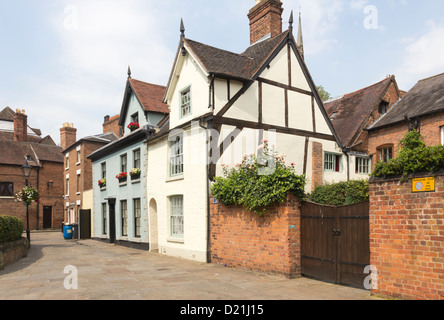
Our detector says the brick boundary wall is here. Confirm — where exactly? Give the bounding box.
[369,173,444,300]
[210,193,301,279]
[0,238,28,270]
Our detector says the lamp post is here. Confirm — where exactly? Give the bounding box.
[21,156,33,246]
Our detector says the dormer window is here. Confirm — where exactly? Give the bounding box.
[180,86,191,118]
[379,101,389,114]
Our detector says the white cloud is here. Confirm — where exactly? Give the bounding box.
[396,20,444,90]
[40,0,176,142]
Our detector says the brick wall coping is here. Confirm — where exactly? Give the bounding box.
[369,170,444,184]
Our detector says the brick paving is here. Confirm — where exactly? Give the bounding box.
[0,232,382,300]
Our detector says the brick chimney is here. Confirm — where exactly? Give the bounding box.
[60,123,77,149]
[14,109,28,142]
[248,0,284,45]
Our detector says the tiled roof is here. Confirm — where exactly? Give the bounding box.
[129,79,169,114]
[183,30,289,80]
[0,140,63,166]
[324,77,394,147]
[368,72,444,130]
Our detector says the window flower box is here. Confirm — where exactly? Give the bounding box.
[98,179,106,190]
[127,122,140,132]
[116,172,128,184]
[130,168,141,180]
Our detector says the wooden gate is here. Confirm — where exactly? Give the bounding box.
[301,201,370,288]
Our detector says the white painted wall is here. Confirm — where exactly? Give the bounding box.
[146,124,209,262]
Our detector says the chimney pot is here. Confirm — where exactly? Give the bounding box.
[14,109,28,142]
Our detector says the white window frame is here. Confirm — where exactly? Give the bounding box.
[324,152,342,172]
[169,135,184,177]
[121,200,128,237]
[169,195,184,238]
[133,198,141,238]
[180,86,192,118]
[355,156,371,175]
[120,154,127,173]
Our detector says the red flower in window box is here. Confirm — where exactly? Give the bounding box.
[127,122,140,131]
[116,172,128,180]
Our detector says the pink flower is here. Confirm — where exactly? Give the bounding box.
[263,139,269,143]
[291,162,295,166]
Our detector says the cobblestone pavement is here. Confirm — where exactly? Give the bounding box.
[0,232,382,300]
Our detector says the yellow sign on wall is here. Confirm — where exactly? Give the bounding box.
[412,177,435,193]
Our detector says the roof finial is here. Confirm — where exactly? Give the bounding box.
[297,8,304,60]
[289,10,294,34]
[127,65,132,78]
[180,18,185,39]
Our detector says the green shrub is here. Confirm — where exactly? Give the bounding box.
[0,215,24,244]
[309,179,369,206]
[372,130,444,178]
[211,141,306,215]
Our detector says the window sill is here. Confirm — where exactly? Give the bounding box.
[0,196,14,199]
[119,182,127,187]
[131,178,140,184]
[76,162,81,166]
[167,237,184,244]
[166,175,184,183]
[100,187,106,191]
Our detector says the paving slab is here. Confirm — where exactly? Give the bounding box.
[0,232,383,301]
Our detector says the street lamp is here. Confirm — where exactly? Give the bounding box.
[21,155,33,246]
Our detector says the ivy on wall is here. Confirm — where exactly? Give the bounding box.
[211,141,306,215]
[372,130,444,178]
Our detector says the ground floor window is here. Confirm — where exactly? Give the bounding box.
[170,195,184,238]
[324,152,342,172]
[121,200,127,237]
[0,182,13,197]
[355,157,371,174]
[134,198,141,238]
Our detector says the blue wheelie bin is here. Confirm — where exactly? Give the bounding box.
[63,225,73,240]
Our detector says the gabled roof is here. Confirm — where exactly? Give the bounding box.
[368,72,444,131]
[119,78,169,127]
[0,140,63,166]
[0,106,15,121]
[182,31,289,81]
[324,76,397,147]
[129,79,169,114]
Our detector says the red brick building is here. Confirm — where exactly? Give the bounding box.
[367,72,444,165]
[60,123,117,225]
[0,107,64,230]
[323,75,404,177]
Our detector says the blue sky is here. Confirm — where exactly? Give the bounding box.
[1,0,443,144]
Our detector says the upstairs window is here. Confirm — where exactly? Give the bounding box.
[378,145,393,163]
[120,154,127,173]
[169,135,184,176]
[180,87,191,118]
[324,153,342,172]
[379,101,389,114]
[441,126,444,146]
[133,149,141,169]
[101,162,106,179]
[131,112,139,124]
[0,182,13,197]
